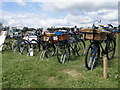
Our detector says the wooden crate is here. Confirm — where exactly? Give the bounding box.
[43,34,70,43]
[43,36,53,43]
[53,34,70,42]
[81,29,97,33]
[81,29,110,41]
[83,33,106,40]
[43,33,55,43]
[81,29,110,33]
[45,33,54,36]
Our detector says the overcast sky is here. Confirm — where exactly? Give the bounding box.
[0,0,119,29]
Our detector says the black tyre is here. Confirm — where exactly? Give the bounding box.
[12,40,19,52]
[20,40,30,55]
[69,43,76,56]
[85,43,100,70]
[30,39,40,55]
[75,40,85,56]
[106,40,116,60]
[2,42,12,52]
[57,43,70,64]
[45,44,56,58]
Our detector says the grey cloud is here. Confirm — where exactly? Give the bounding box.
[1,1,118,28]
[41,2,118,16]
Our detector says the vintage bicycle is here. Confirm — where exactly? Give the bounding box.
[40,33,56,59]
[42,31,85,64]
[12,33,30,55]
[81,28,117,70]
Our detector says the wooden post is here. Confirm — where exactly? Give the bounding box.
[103,56,108,80]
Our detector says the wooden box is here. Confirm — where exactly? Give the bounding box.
[43,34,70,43]
[83,33,106,40]
[45,33,55,36]
[81,29,110,41]
[53,34,70,42]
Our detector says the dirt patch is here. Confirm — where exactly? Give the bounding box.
[62,69,81,78]
[48,77,58,83]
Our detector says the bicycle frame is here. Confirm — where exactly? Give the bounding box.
[90,40,107,59]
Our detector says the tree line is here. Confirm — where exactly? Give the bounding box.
[0,22,120,33]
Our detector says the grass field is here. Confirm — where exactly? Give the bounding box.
[1,35,119,88]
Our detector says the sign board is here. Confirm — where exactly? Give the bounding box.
[0,31,7,52]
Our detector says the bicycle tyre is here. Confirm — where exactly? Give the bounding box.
[57,43,70,64]
[76,40,85,56]
[85,42,100,70]
[20,39,30,55]
[106,39,116,60]
[45,43,56,58]
[30,39,40,54]
[12,40,19,52]
[1,42,12,52]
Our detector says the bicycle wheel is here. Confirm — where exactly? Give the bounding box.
[30,39,40,55]
[106,40,116,60]
[57,43,70,64]
[12,40,19,52]
[85,42,100,70]
[2,42,12,52]
[20,40,30,55]
[69,43,76,56]
[75,40,85,56]
[45,44,56,58]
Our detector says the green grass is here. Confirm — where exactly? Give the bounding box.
[1,36,119,88]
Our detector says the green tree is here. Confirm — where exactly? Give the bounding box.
[22,27,28,32]
[0,22,3,31]
[28,28,36,31]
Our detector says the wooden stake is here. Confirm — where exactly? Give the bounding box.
[103,56,108,80]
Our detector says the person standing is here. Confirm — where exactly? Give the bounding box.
[74,25,78,32]
[74,25,80,34]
